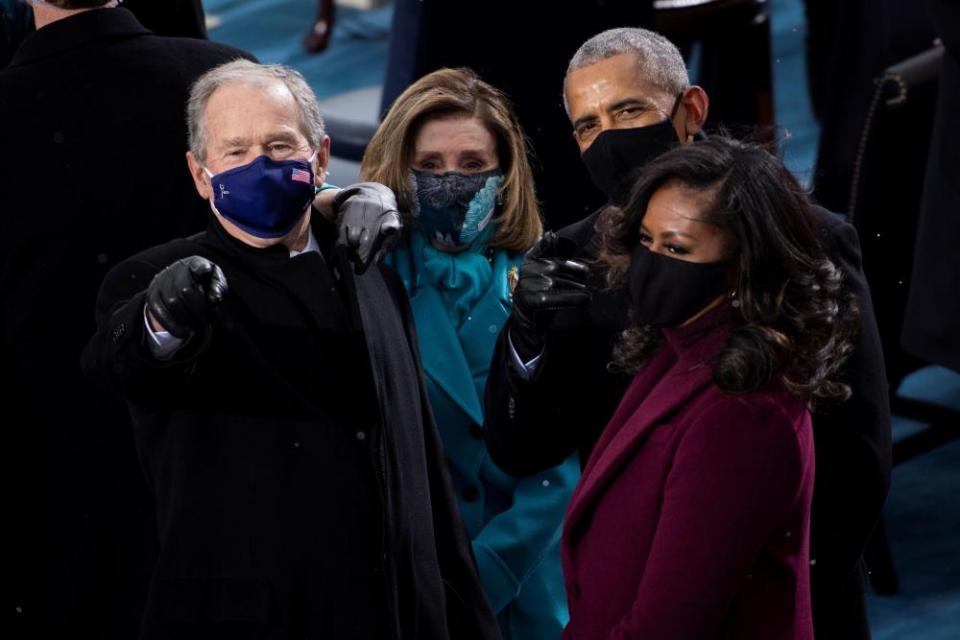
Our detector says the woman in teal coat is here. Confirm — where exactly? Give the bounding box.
[361,68,579,639]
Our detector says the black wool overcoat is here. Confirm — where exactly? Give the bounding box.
[82,216,501,640]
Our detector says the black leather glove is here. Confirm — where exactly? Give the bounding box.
[510,231,591,362]
[146,256,229,340]
[332,182,403,274]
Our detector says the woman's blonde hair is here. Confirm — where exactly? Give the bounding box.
[360,68,542,252]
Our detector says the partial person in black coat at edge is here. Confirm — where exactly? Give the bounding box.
[0,0,34,67]
[484,28,891,640]
[902,0,960,373]
[123,0,207,39]
[0,2,252,637]
[82,59,500,640]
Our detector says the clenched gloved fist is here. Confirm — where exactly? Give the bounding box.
[146,256,229,339]
[332,182,403,274]
[510,231,591,362]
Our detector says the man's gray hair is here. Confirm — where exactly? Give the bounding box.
[187,60,326,161]
[564,28,690,113]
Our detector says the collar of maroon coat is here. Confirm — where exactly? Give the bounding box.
[565,302,735,536]
[9,7,149,68]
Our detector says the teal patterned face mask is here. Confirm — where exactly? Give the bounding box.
[410,169,504,248]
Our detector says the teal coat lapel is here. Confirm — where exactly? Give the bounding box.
[413,284,486,426]
[386,240,519,427]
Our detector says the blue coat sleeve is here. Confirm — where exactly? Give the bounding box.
[471,454,580,613]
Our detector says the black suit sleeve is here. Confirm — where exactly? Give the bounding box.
[482,328,585,476]
[81,245,208,404]
[483,211,627,476]
[809,208,892,583]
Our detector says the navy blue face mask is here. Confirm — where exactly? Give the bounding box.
[205,154,317,239]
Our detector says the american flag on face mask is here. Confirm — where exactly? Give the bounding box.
[291,168,312,184]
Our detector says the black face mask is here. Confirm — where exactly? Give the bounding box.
[581,93,684,206]
[628,243,729,328]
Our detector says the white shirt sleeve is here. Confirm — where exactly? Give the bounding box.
[143,305,186,360]
[507,330,543,381]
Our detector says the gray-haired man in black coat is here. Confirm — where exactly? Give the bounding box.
[81,59,499,640]
[483,27,891,640]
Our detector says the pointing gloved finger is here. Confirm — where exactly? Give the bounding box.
[174,280,211,324]
[553,235,580,260]
[536,289,592,309]
[187,256,214,281]
[545,273,590,291]
[548,259,591,283]
[154,272,204,337]
[186,259,226,304]
[526,231,560,262]
[146,256,227,339]
[205,266,229,304]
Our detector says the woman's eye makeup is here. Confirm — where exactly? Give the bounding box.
[638,231,691,256]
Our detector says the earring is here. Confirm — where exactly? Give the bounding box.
[730,290,741,309]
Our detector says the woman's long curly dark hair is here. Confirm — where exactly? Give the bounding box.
[597,136,859,403]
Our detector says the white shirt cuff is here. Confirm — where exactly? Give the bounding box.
[143,305,185,360]
[507,330,543,381]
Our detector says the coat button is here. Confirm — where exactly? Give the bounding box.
[462,486,480,503]
[469,424,483,440]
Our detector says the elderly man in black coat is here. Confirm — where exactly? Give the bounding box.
[484,28,891,640]
[82,59,499,640]
[0,2,253,636]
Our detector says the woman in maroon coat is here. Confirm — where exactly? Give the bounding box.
[561,137,860,639]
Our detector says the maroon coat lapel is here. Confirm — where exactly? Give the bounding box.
[566,363,713,535]
[566,306,735,537]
